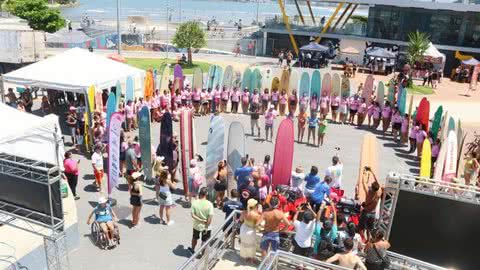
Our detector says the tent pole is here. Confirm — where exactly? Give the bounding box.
[0,75,5,103]
[84,91,93,154]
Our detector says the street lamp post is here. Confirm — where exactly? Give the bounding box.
[166,0,171,59]
[116,0,121,55]
[256,0,259,25]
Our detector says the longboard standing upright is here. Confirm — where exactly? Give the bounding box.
[362,75,374,106]
[180,109,194,195]
[356,134,379,203]
[226,122,246,194]
[271,118,294,188]
[139,106,152,183]
[206,116,225,202]
[158,112,174,171]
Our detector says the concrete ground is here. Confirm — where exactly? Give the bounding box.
[67,111,415,270]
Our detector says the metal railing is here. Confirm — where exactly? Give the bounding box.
[388,251,448,270]
[258,250,352,270]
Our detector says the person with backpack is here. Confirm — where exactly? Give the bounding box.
[313,201,338,260]
[364,230,391,270]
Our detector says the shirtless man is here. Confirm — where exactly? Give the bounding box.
[260,196,290,258]
[326,238,366,269]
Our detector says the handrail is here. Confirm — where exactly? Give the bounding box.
[387,251,448,270]
[258,250,352,270]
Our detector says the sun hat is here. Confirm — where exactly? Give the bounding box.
[98,197,108,204]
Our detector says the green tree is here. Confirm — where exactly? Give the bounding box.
[172,21,207,64]
[350,15,368,24]
[6,0,65,33]
[407,31,430,66]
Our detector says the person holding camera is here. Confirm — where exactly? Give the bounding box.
[359,168,382,240]
[292,204,316,258]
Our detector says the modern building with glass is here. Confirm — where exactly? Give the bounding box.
[261,0,480,73]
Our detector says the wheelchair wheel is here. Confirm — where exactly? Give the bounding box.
[113,225,120,246]
[91,222,108,249]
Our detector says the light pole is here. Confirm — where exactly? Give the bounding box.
[256,0,259,25]
[116,0,121,55]
[166,1,173,59]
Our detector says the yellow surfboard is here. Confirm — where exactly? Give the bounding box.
[356,134,379,203]
[88,85,95,113]
[279,69,290,95]
[420,139,432,178]
[271,77,280,93]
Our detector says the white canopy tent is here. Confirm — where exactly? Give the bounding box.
[423,42,446,65]
[0,103,64,167]
[1,47,145,95]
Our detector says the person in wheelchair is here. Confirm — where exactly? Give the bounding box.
[87,197,118,246]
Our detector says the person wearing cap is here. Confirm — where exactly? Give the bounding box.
[292,204,316,257]
[326,155,343,189]
[264,105,277,142]
[91,144,104,191]
[66,106,77,146]
[129,171,143,227]
[239,198,261,263]
[87,197,118,246]
[313,201,338,260]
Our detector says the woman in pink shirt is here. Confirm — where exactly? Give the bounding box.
[319,94,330,119]
[299,92,309,113]
[221,87,230,113]
[192,88,201,115]
[252,89,260,106]
[185,88,192,108]
[271,89,279,111]
[230,88,240,113]
[214,87,222,113]
[200,88,208,115]
[356,98,367,126]
[330,93,340,123]
[409,123,418,154]
[288,90,298,117]
[339,96,348,124]
[125,100,135,131]
[431,138,441,168]
[264,105,277,142]
[174,89,182,110]
[261,88,270,114]
[416,124,427,157]
[279,90,288,116]
[310,93,319,116]
[241,88,250,114]
[348,95,359,124]
[181,89,187,107]
[400,114,410,145]
[371,102,381,129]
[391,108,403,142]
[64,151,80,199]
[382,101,393,133]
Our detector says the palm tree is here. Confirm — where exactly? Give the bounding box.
[407,31,430,66]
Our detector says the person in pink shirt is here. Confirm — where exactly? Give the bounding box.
[64,151,80,199]
[241,88,250,114]
[230,87,240,113]
[288,90,298,117]
[348,94,359,124]
[252,89,260,107]
[371,102,381,129]
[214,87,222,113]
[431,138,441,170]
[200,88,208,115]
[310,93,319,116]
[319,94,330,119]
[299,92,309,113]
[185,88,192,108]
[151,90,160,121]
[271,88,279,111]
[181,89,188,107]
[174,89,182,110]
[330,93,340,123]
[261,88,270,114]
[192,88,201,115]
[416,124,428,158]
[382,101,393,133]
[400,114,410,145]
[356,98,367,126]
[391,108,403,142]
[206,89,213,113]
[279,90,288,116]
[264,105,277,142]
[125,100,135,131]
[221,87,230,113]
[409,123,419,154]
[339,96,349,124]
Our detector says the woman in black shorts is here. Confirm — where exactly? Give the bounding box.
[129,172,143,227]
[214,160,228,208]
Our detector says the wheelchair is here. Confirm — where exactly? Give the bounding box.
[91,221,120,249]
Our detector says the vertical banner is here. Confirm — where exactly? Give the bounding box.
[139,106,152,182]
[108,112,125,195]
[106,92,117,129]
[470,64,479,91]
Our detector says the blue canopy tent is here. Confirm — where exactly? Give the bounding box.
[462,58,480,66]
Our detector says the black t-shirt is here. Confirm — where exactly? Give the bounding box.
[250,104,260,120]
[222,199,244,219]
[240,184,258,208]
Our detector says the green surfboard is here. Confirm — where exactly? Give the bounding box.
[213,65,223,89]
[387,82,395,105]
[299,72,310,98]
[311,70,321,98]
[376,81,385,108]
[223,65,234,89]
[448,117,455,132]
[241,68,251,91]
[341,77,350,98]
[431,106,443,139]
[192,67,203,90]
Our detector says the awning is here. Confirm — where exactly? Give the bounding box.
[462,58,480,66]
[300,42,329,52]
[365,47,397,59]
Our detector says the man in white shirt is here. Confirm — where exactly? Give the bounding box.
[325,156,343,189]
[292,206,316,257]
[91,144,104,191]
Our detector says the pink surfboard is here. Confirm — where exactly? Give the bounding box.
[174,64,184,91]
[180,109,193,194]
[271,118,294,187]
[363,75,374,106]
[442,130,458,183]
[321,73,332,97]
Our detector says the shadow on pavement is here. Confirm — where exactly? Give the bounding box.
[172,244,192,258]
[144,214,161,224]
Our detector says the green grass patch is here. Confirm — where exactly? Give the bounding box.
[407,85,434,95]
[126,58,211,75]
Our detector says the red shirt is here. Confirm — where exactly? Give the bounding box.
[64,158,79,176]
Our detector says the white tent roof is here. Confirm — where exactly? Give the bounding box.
[0,103,64,167]
[2,48,145,93]
[424,42,446,61]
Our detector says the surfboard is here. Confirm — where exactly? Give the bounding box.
[160,65,170,92]
[332,73,341,97]
[233,70,242,88]
[288,69,299,94]
[448,117,455,132]
[443,130,458,182]
[115,81,122,109]
[387,83,395,105]
[341,77,350,98]
[206,116,225,201]
[223,65,234,89]
[241,68,251,91]
[106,92,116,128]
[87,85,95,114]
[398,87,407,115]
[407,94,414,117]
[262,68,273,90]
[457,120,463,154]
[356,134,379,203]
[433,111,449,180]
[249,68,258,93]
[192,67,203,90]
[227,121,246,194]
[126,76,134,102]
[213,65,223,90]
[158,112,174,170]
[321,73,332,97]
[173,64,184,92]
[207,65,216,89]
[279,69,290,94]
[271,77,280,92]
[362,75,374,105]
[144,70,154,100]
[299,72,310,99]
[416,98,430,132]
[139,106,152,182]
[376,81,385,108]
[311,70,321,98]
[180,109,194,195]
[271,118,294,187]
[420,139,432,178]
[95,92,103,112]
[431,106,443,140]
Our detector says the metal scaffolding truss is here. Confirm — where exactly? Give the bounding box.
[379,172,480,238]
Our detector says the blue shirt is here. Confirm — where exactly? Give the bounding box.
[310,182,331,203]
[234,166,253,189]
[222,199,244,219]
[304,173,320,190]
[308,117,318,128]
[94,204,113,223]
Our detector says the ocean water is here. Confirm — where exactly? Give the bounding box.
[61,0,366,25]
